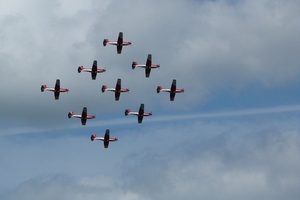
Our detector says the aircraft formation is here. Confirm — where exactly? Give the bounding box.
[41,32,184,148]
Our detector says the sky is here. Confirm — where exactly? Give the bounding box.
[0,0,300,199]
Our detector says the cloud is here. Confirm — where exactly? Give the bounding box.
[0,1,300,199]
[118,125,300,200]
[0,0,300,127]
[1,103,299,136]
[1,117,299,200]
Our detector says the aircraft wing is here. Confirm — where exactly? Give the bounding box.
[93,60,97,68]
[115,79,121,100]
[81,118,87,125]
[138,104,144,123]
[104,129,110,138]
[170,93,176,101]
[104,141,109,148]
[138,115,143,123]
[54,79,60,91]
[145,68,151,78]
[171,79,176,92]
[54,91,60,100]
[54,79,60,100]
[146,54,152,67]
[170,79,176,101]
[104,129,110,148]
[90,60,97,80]
[117,32,123,44]
[117,45,123,54]
[91,72,97,80]
[117,32,123,54]
[81,107,87,125]
[115,79,121,91]
[138,104,144,115]
[82,107,87,117]
[115,92,120,101]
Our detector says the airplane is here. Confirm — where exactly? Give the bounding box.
[40,79,69,100]
[132,54,160,78]
[90,129,118,148]
[77,60,106,80]
[125,103,152,123]
[68,107,95,125]
[101,78,129,101]
[157,79,184,101]
[103,32,132,54]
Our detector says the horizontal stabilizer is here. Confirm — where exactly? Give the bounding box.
[41,85,47,92]
[103,39,109,46]
[102,85,107,93]
[157,86,162,93]
[78,66,83,73]
[125,109,131,116]
[91,134,97,141]
[132,61,138,69]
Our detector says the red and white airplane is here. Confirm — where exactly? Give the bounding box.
[41,79,69,100]
[103,32,131,54]
[90,129,118,148]
[125,103,152,123]
[157,79,184,101]
[132,54,160,78]
[68,107,95,125]
[101,78,129,101]
[78,60,106,80]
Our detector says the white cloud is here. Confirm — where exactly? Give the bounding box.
[0,1,299,199]
[1,117,299,200]
[1,103,299,136]
[1,0,299,127]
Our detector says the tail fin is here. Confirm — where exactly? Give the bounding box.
[157,86,162,93]
[91,134,97,141]
[125,109,131,116]
[132,61,138,69]
[103,39,109,46]
[101,85,107,93]
[41,85,47,92]
[68,111,74,118]
[78,66,83,73]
